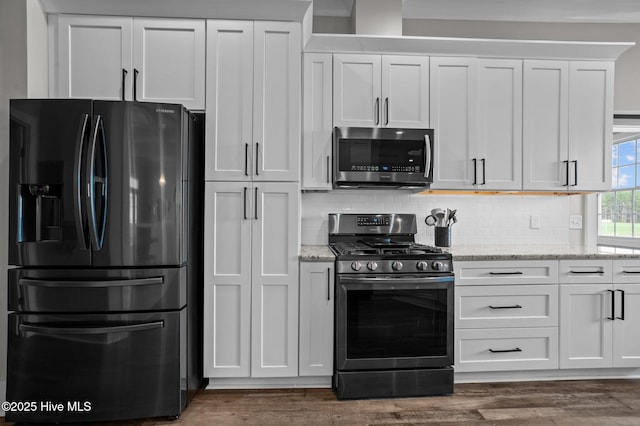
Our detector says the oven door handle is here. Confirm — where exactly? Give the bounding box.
[339,275,453,289]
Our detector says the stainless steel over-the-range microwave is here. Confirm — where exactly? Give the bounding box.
[333,127,434,188]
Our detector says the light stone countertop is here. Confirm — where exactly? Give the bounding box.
[446,245,640,261]
[299,245,335,262]
[299,245,640,263]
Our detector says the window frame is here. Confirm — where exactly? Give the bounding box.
[597,115,640,248]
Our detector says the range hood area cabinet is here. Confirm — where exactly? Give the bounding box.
[303,52,615,192]
[52,14,205,110]
[332,54,430,128]
[523,60,614,192]
[205,20,301,182]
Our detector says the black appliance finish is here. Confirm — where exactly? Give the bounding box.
[329,213,454,400]
[333,127,434,188]
[6,99,205,423]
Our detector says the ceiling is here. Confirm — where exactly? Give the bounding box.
[313,0,640,23]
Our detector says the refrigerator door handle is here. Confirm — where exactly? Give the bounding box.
[86,115,108,250]
[74,114,90,250]
[19,276,164,288]
[19,321,164,335]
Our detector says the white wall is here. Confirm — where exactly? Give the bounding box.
[302,191,585,249]
[0,0,48,408]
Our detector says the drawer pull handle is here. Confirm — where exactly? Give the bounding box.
[489,347,522,353]
[622,270,640,274]
[489,305,522,310]
[569,270,604,274]
[489,271,523,275]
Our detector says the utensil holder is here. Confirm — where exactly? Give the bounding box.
[435,226,451,247]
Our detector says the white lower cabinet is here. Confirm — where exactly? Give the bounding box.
[203,181,300,378]
[455,260,559,373]
[299,262,334,376]
[456,327,558,372]
[559,259,640,369]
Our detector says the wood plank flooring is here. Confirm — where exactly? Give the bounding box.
[4,379,640,425]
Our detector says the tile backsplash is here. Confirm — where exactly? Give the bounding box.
[302,190,585,248]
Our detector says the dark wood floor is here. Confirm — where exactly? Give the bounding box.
[4,379,640,425]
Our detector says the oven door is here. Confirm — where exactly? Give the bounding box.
[336,274,454,371]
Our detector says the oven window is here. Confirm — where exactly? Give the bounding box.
[346,288,448,359]
[338,139,424,173]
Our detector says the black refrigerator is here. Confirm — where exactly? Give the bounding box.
[6,99,205,423]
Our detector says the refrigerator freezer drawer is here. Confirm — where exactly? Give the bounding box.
[6,310,186,423]
[8,267,186,312]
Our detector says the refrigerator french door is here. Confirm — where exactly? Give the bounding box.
[7,99,203,423]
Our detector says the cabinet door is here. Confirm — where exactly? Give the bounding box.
[559,284,613,369]
[381,55,429,128]
[132,18,205,110]
[253,22,301,182]
[613,284,640,367]
[569,61,614,191]
[251,182,300,377]
[302,53,333,190]
[477,59,522,190]
[299,262,334,376]
[429,57,478,189]
[203,182,252,378]
[523,60,569,190]
[57,15,132,100]
[205,20,254,181]
[333,54,382,127]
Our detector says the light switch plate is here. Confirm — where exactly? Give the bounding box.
[530,214,540,229]
[569,215,583,229]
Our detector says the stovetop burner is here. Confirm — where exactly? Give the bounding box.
[330,240,443,256]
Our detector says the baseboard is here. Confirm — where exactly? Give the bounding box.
[455,368,640,383]
[206,376,332,390]
[0,380,6,417]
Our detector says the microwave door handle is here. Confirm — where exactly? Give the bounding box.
[424,135,432,178]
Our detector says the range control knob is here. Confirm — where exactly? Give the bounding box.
[416,261,430,271]
[432,261,445,271]
[351,261,362,271]
[367,261,378,271]
[392,261,403,271]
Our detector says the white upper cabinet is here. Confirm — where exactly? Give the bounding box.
[523,60,614,191]
[333,54,381,127]
[55,15,205,109]
[381,56,430,128]
[56,15,132,101]
[568,61,614,191]
[429,57,478,189]
[302,53,333,190]
[132,19,205,108]
[333,54,429,128]
[477,59,523,191]
[205,20,300,182]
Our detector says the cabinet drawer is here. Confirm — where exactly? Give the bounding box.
[559,259,612,283]
[455,327,559,372]
[456,285,558,328]
[613,259,640,283]
[455,260,558,285]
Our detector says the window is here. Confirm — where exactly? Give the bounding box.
[598,128,640,248]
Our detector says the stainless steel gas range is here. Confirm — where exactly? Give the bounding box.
[328,213,454,400]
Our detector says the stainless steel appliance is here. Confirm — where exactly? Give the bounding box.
[328,213,454,400]
[6,99,205,423]
[333,127,434,188]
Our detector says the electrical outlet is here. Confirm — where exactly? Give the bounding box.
[530,214,540,229]
[569,215,583,229]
